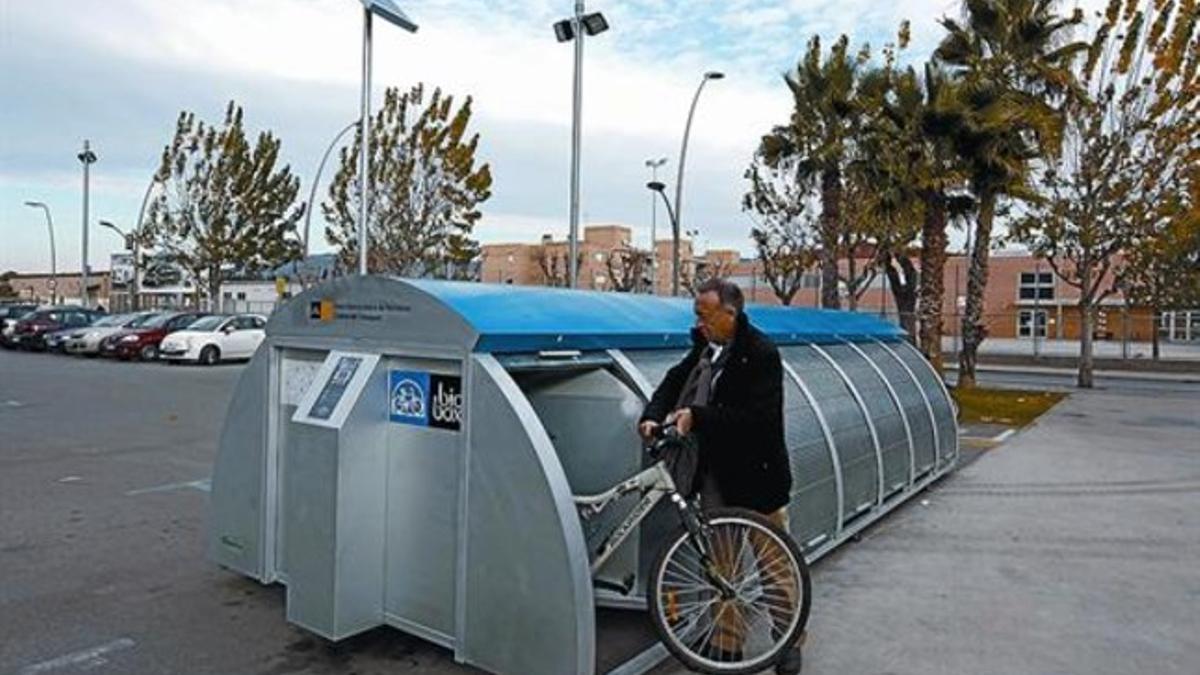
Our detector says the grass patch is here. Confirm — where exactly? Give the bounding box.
[952,387,1066,427]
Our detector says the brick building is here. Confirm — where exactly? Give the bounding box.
[1,271,111,308]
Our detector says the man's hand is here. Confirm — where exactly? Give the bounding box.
[666,407,694,435]
[638,420,660,442]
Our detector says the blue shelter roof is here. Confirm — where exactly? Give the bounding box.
[406,279,905,353]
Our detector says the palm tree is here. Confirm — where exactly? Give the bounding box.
[864,62,974,369]
[936,0,1088,388]
[760,35,874,309]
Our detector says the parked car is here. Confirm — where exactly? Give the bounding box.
[11,307,105,351]
[159,314,267,365]
[64,312,160,356]
[100,311,209,361]
[1,303,40,348]
[44,325,85,353]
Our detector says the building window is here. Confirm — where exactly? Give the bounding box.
[1018,309,1048,338]
[236,292,246,300]
[1019,271,1054,300]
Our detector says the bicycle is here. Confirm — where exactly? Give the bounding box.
[573,423,811,674]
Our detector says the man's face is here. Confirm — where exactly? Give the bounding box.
[694,291,736,344]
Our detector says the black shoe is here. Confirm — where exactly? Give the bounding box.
[775,646,802,675]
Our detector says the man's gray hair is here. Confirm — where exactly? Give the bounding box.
[696,278,744,314]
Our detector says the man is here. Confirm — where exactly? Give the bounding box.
[637,278,802,674]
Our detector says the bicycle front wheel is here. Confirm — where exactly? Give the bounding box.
[649,507,811,674]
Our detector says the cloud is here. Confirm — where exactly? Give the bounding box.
[2,0,970,272]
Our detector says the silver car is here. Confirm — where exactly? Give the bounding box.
[64,311,161,356]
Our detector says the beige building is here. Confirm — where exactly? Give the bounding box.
[481,225,698,293]
[2,271,111,308]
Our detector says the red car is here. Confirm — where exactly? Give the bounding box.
[100,311,210,360]
[11,307,105,351]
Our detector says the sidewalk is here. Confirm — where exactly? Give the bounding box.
[948,362,1200,383]
[654,386,1200,674]
[942,336,1200,362]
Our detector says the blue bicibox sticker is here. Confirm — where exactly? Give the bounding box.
[389,370,430,426]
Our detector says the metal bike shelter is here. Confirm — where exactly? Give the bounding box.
[209,276,958,675]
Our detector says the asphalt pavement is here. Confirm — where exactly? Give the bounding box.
[4,349,1198,675]
[0,350,478,675]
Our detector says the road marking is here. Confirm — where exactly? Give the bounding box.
[4,399,24,407]
[993,429,1016,442]
[18,638,135,674]
[57,476,82,483]
[125,478,211,496]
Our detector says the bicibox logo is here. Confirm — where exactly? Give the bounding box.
[429,375,463,430]
[389,370,429,426]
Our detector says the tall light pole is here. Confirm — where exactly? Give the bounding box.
[355,0,418,276]
[23,201,57,305]
[644,157,667,294]
[554,3,610,288]
[672,71,723,296]
[77,140,97,307]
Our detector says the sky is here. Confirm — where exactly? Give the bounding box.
[0,0,966,274]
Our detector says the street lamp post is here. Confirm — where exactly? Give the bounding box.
[99,220,139,312]
[554,3,610,288]
[23,201,57,305]
[77,140,97,307]
[644,157,667,294]
[355,0,418,276]
[646,182,678,294]
[301,120,358,286]
[672,71,723,296]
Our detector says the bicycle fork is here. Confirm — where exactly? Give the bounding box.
[669,493,737,600]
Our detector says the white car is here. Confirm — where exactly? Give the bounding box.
[159,314,267,365]
[64,311,160,355]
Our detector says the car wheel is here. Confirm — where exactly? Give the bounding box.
[139,344,159,361]
[199,345,220,366]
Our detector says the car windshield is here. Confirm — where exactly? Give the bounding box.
[93,314,131,327]
[141,313,178,328]
[126,313,161,328]
[187,315,227,331]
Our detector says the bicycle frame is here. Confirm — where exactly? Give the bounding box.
[573,460,685,576]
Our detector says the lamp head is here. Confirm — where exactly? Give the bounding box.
[553,18,574,42]
[581,12,609,36]
[704,71,725,80]
[646,181,666,193]
[24,201,44,208]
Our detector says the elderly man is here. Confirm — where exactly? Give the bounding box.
[637,278,802,674]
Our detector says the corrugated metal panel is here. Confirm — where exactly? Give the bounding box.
[822,343,910,495]
[858,341,937,476]
[891,341,958,467]
[781,345,879,519]
[782,379,839,549]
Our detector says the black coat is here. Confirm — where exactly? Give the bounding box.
[640,312,792,514]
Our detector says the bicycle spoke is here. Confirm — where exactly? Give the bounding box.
[663,558,710,589]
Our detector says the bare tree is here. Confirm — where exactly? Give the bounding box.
[1012,0,1200,386]
[743,155,819,305]
[605,246,653,293]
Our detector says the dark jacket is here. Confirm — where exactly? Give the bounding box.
[640,312,792,514]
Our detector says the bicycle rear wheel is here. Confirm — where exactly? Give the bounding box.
[648,507,810,674]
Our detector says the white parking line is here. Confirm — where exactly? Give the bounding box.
[19,638,135,674]
[125,478,211,496]
[4,399,24,407]
[993,429,1016,442]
